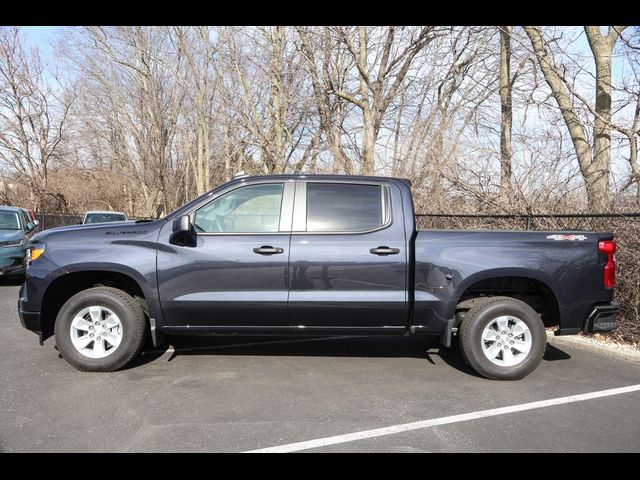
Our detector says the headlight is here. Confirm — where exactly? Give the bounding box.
[0,239,23,247]
[29,243,46,261]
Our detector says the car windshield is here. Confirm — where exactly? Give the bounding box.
[0,211,20,230]
[84,213,127,224]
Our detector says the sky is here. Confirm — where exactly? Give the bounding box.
[21,26,59,62]
[17,26,637,188]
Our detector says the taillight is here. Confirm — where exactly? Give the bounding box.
[598,240,616,289]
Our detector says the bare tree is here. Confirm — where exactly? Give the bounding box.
[63,26,188,216]
[499,26,513,196]
[0,26,73,210]
[295,26,354,174]
[328,26,445,174]
[523,25,628,211]
[173,26,219,196]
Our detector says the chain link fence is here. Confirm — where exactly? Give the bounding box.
[34,212,154,231]
[417,213,640,345]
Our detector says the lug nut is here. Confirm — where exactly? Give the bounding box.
[97,337,101,341]
[501,331,506,334]
[89,326,94,331]
[504,346,509,350]
[510,341,514,344]
[496,336,500,340]
[95,322,100,326]
[497,343,501,346]
[89,334,94,337]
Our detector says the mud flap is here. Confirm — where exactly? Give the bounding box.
[440,318,455,348]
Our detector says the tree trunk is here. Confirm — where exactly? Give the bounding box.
[524,26,600,210]
[499,26,513,197]
[361,107,376,175]
[585,26,619,212]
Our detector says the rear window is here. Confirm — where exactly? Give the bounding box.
[306,183,384,232]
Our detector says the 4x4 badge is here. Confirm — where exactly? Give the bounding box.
[546,234,587,241]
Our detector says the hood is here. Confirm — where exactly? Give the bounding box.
[0,230,23,242]
[31,219,159,243]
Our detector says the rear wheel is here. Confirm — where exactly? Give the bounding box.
[459,296,546,380]
[54,287,146,372]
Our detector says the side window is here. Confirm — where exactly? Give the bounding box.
[194,183,284,233]
[306,183,385,232]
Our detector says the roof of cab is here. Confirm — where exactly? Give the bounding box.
[232,174,412,186]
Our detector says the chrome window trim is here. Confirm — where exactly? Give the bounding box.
[293,180,393,235]
[192,180,294,236]
[291,181,307,232]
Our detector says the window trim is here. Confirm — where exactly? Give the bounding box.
[292,180,393,235]
[191,181,294,236]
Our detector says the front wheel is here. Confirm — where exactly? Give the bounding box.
[459,296,546,380]
[54,287,147,372]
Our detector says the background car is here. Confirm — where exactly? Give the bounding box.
[81,211,128,224]
[0,206,36,279]
[23,208,39,228]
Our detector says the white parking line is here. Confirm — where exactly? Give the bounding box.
[244,384,640,453]
[143,335,363,355]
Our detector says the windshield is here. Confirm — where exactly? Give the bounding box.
[0,211,20,230]
[84,213,127,224]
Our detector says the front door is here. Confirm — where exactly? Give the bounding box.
[288,180,409,330]
[157,180,294,328]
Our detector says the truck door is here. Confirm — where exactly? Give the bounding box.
[287,180,408,330]
[156,180,294,328]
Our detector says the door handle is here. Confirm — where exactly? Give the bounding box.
[253,245,284,255]
[369,246,400,255]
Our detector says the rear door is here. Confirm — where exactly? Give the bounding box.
[287,180,409,330]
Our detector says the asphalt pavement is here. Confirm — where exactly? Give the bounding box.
[1,282,639,452]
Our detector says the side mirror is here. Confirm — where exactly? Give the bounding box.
[33,219,40,226]
[26,222,35,232]
[172,215,192,234]
[170,215,195,247]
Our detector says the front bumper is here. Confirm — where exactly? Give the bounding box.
[583,303,620,333]
[0,246,27,276]
[18,282,43,342]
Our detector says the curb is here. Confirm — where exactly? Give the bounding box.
[547,331,640,364]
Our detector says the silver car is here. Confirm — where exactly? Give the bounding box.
[81,211,128,224]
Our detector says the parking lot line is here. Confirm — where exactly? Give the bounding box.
[244,383,640,453]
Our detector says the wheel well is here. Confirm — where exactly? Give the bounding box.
[41,271,147,339]
[456,276,560,328]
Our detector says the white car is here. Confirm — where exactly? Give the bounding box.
[81,211,128,225]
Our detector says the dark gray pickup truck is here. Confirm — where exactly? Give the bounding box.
[18,174,619,379]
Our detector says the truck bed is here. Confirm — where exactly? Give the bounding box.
[412,228,614,335]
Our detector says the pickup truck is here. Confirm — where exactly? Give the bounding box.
[18,174,619,380]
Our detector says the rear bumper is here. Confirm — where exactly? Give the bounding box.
[583,303,620,333]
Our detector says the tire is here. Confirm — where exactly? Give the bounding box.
[459,296,546,380]
[54,287,147,372]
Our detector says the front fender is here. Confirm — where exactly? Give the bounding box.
[61,262,163,327]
